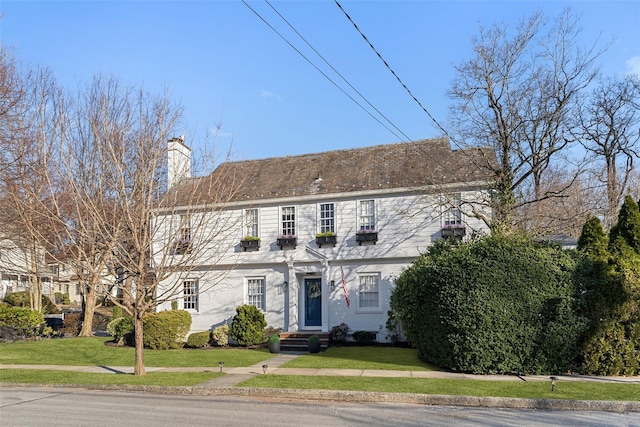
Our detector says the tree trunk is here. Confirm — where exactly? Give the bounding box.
[133,312,146,376]
[78,285,96,336]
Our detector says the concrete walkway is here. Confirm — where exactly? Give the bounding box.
[2,354,640,413]
[2,352,639,386]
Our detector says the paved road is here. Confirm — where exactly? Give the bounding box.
[2,387,638,427]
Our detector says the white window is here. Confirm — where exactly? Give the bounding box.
[247,277,265,310]
[183,280,198,311]
[244,208,259,237]
[281,206,296,236]
[180,214,192,240]
[319,203,335,234]
[359,200,375,231]
[443,194,462,226]
[358,273,379,309]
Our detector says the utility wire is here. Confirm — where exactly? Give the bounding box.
[265,0,412,143]
[241,0,407,142]
[334,0,452,142]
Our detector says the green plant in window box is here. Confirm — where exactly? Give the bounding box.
[315,231,337,248]
[315,231,334,238]
[243,235,261,241]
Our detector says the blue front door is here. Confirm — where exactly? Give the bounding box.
[304,278,321,327]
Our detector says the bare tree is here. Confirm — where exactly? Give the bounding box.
[55,75,242,374]
[576,74,640,229]
[0,47,65,311]
[448,9,605,230]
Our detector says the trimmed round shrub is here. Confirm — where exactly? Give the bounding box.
[391,234,587,375]
[143,310,192,350]
[212,324,229,347]
[187,331,211,348]
[230,304,266,346]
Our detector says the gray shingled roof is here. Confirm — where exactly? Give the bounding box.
[169,138,496,206]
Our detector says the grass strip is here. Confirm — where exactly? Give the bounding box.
[280,347,437,371]
[240,375,640,401]
[0,337,271,367]
[0,369,220,386]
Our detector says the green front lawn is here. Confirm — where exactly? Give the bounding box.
[281,347,437,370]
[240,375,640,401]
[0,337,271,367]
[0,369,219,386]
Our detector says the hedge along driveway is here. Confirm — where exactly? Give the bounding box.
[0,337,273,367]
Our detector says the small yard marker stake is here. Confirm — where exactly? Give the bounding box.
[550,376,558,392]
[219,361,224,373]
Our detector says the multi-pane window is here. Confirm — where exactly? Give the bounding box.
[359,200,375,231]
[281,206,296,236]
[174,214,192,255]
[244,208,259,237]
[183,280,198,310]
[443,194,462,226]
[358,274,379,309]
[247,277,265,310]
[319,203,335,234]
[180,214,191,240]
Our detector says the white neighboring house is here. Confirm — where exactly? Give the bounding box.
[0,237,55,302]
[154,138,494,341]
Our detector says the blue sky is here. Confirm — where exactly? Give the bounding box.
[1,1,638,162]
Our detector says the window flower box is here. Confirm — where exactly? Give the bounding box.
[356,230,378,245]
[315,232,337,248]
[277,235,297,249]
[442,224,466,238]
[240,236,261,251]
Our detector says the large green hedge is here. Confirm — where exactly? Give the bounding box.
[391,235,587,375]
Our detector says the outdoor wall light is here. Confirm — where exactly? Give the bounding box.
[331,280,336,290]
[283,281,288,289]
[219,361,224,373]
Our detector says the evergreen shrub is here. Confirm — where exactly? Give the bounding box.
[212,324,229,347]
[391,235,587,375]
[186,331,211,348]
[0,305,44,330]
[230,304,266,346]
[3,291,59,314]
[143,310,192,350]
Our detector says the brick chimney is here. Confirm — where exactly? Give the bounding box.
[167,135,190,188]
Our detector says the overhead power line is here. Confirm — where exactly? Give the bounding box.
[334,0,451,140]
[241,0,411,142]
[264,0,412,143]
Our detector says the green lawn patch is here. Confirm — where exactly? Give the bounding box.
[240,375,640,401]
[281,347,438,371]
[0,369,219,386]
[0,337,272,367]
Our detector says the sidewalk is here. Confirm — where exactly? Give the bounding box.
[2,354,640,412]
[2,352,639,385]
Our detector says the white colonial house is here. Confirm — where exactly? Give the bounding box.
[154,137,494,342]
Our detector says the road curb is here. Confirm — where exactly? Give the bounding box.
[3,382,639,413]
